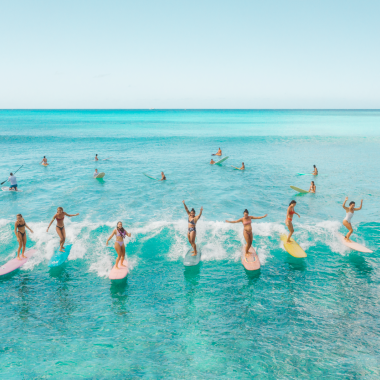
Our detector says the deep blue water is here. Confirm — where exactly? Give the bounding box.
[1,110,379,379]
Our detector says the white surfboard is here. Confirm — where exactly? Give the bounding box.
[95,172,105,179]
[339,234,373,253]
[2,187,23,192]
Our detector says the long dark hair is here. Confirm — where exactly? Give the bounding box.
[190,208,196,214]
[243,209,249,214]
[117,221,126,237]
[289,200,296,206]
[349,201,355,206]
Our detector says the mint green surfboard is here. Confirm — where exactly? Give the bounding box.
[297,173,313,176]
[290,186,309,194]
[215,156,229,165]
[143,173,160,180]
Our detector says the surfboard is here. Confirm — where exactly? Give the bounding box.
[42,163,49,166]
[184,249,201,266]
[231,166,243,170]
[339,234,373,253]
[143,173,160,180]
[280,235,307,258]
[241,246,260,270]
[215,156,229,165]
[1,187,23,192]
[0,249,37,276]
[48,244,73,267]
[95,172,105,179]
[297,173,313,176]
[290,186,309,194]
[109,260,128,280]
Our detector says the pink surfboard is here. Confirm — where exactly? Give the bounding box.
[0,249,37,276]
[241,246,260,270]
[339,234,373,253]
[109,260,129,280]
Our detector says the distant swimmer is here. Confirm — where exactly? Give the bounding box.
[309,181,316,193]
[183,201,203,256]
[212,148,222,156]
[312,165,318,175]
[225,209,268,258]
[47,207,80,252]
[240,162,245,170]
[40,156,49,165]
[161,172,166,181]
[106,221,131,269]
[95,154,98,161]
[342,197,363,242]
[210,159,215,165]
[94,169,99,178]
[285,200,300,243]
[7,173,18,191]
[15,214,33,260]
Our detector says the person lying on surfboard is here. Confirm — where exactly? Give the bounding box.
[94,169,99,178]
[15,214,33,260]
[106,221,131,270]
[210,159,215,165]
[225,209,267,258]
[212,148,222,156]
[342,197,363,242]
[285,200,300,243]
[40,156,48,165]
[183,201,203,256]
[309,181,316,193]
[312,165,318,175]
[161,172,166,181]
[47,207,80,252]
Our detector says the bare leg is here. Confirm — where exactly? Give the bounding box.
[286,221,294,243]
[243,230,253,256]
[343,220,353,242]
[114,242,123,269]
[189,231,197,256]
[17,234,23,260]
[120,245,127,267]
[21,233,27,259]
[56,227,66,252]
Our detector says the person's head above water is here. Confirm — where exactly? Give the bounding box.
[313,165,316,168]
[311,181,315,185]
[289,200,296,206]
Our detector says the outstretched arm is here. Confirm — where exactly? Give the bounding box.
[342,197,348,211]
[225,218,242,224]
[64,212,80,217]
[251,214,267,220]
[47,215,56,232]
[106,230,116,246]
[182,201,190,215]
[25,223,33,233]
[354,199,363,211]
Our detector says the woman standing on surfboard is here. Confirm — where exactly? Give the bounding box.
[342,197,363,242]
[14,214,33,260]
[309,181,316,193]
[225,210,267,258]
[106,222,131,269]
[285,200,300,243]
[47,207,80,252]
[183,201,203,256]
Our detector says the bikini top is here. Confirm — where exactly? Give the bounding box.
[18,222,25,228]
[56,215,65,221]
[243,219,251,225]
[116,228,126,238]
[188,218,195,225]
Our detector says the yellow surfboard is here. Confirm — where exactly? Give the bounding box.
[280,235,307,258]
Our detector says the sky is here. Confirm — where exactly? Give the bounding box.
[0,0,379,109]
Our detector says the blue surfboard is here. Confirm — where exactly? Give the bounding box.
[184,249,201,266]
[48,244,73,267]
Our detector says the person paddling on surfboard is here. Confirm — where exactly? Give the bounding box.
[106,222,131,269]
[342,197,363,242]
[47,207,80,252]
[183,201,203,256]
[225,209,268,258]
[40,156,48,165]
[309,181,316,193]
[212,148,222,156]
[7,173,18,191]
[285,200,300,243]
[161,172,166,181]
[210,159,215,165]
[240,162,245,170]
[95,154,98,161]
[14,214,33,260]
[312,165,318,175]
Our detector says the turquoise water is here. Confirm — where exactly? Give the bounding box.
[1,110,380,379]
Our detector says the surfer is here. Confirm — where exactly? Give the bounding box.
[7,173,18,191]
[47,207,80,252]
[240,162,245,170]
[40,156,48,165]
[106,222,131,269]
[182,201,203,256]
[309,181,316,193]
[95,154,98,161]
[342,197,363,242]
[285,200,300,242]
[210,159,215,165]
[225,210,268,257]
[161,172,166,181]
[14,214,33,260]
[94,169,99,178]
[312,165,318,175]
[212,148,222,156]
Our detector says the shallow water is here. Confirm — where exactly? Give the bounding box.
[1,110,380,378]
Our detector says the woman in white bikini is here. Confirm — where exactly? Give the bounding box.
[226,209,267,258]
[342,197,363,241]
[106,222,131,269]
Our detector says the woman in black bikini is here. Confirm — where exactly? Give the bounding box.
[14,214,33,260]
[182,201,203,256]
[47,207,79,252]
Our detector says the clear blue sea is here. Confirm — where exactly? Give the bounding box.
[1,110,380,379]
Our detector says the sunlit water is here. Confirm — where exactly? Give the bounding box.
[1,110,379,378]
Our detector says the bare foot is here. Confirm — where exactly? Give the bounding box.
[192,252,197,256]
[21,255,27,259]
[59,248,65,252]
[286,240,291,243]
[17,257,22,260]
[120,263,127,268]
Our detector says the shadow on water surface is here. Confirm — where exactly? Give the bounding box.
[285,256,307,272]
[183,263,201,286]
[243,268,261,284]
[347,253,373,276]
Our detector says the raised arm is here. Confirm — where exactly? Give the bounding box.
[342,197,349,211]
[195,207,203,222]
[225,218,242,224]
[354,199,363,211]
[182,201,190,215]
[47,215,56,232]
[25,223,34,233]
[106,230,116,246]
[251,214,268,220]
[64,212,80,217]
[124,230,132,238]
